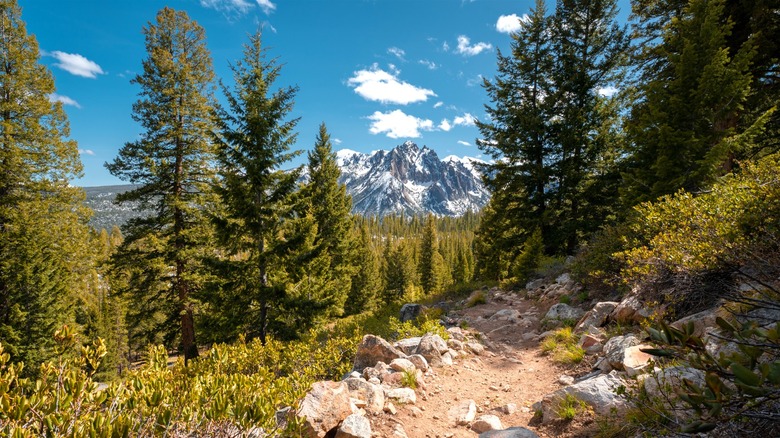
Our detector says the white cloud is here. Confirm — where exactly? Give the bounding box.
[48,93,81,109]
[442,41,450,52]
[456,35,492,56]
[466,74,484,87]
[367,110,434,139]
[388,47,406,61]
[199,0,274,15]
[333,138,343,145]
[256,0,276,14]
[418,59,438,70]
[457,140,471,146]
[78,149,95,156]
[598,86,619,97]
[496,14,528,34]
[453,113,477,127]
[48,51,104,78]
[439,119,452,131]
[433,101,444,109]
[348,64,436,105]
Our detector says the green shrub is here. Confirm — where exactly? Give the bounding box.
[556,394,587,421]
[466,290,487,307]
[401,369,418,389]
[541,327,585,365]
[511,228,544,284]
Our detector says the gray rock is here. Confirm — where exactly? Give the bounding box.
[472,414,503,433]
[389,358,416,372]
[479,427,540,438]
[296,381,353,438]
[540,371,628,423]
[575,301,618,331]
[610,294,653,323]
[406,354,429,372]
[544,303,585,322]
[353,335,406,372]
[466,342,485,355]
[448,399,477,425]
[491,309,521,321]
[344,378,385,414]
[394,337,422,355]
[335,414,371,438]
[385,387,416,405]
[447,326,467,341]
[399,303,423,322]
[415,333,448,366]
[526,278,546,291]
[603,334,642,371]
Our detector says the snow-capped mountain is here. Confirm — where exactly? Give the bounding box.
[335,141,490,217]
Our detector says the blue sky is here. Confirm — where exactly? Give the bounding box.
[21,0,627,187]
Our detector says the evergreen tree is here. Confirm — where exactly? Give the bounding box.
[382,239,417,304]
[478,0,554,248]
[549,0,629,253]
[297,123,355,317]
[419,215,449,295]
[209,32,301,344]
[623,0,760,205]
[346,223,381,315]
[0,0,91,371]
[106,7,216,361]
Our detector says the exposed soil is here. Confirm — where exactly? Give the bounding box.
[369,291,600,438]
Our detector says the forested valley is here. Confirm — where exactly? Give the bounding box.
[1,0,778,435]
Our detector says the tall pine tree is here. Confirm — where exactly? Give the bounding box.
[0,0,91,370]
[106,7,216,361]
[210,32,301,344]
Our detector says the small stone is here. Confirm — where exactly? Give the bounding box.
[385,387,416,405]
[409,406,424,418]
[558,375,574,386]
[384,402,397,415]
[448,399,477,425]
[471,414,503,433]
[335,414,372,438]
[407,354,429,372]
[501,403,517,415]
[389,358,416,373]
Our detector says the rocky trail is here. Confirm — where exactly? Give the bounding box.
[293,274,634,438]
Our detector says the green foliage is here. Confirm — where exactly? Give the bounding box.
[0,325,360,437]
[556,393,587,421]
[401,369,418,389]
[541,327,585,365]
[511,227,544,285]
[0,0,91,374]
[465,290,487,308]
[106,7,217,361]
[640,313,780,433]
[387,315,449,342]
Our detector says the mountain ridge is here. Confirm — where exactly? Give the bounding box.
[83,142,490,229]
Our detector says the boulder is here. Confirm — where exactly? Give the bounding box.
[491,309,520,322]
[362,361,390,381]
[644,366,706,400]
[297,381,353,438]
[441,351,454,366]
[540,371,627,423]
[394,337,422,355]
[353,335,406,372]
[544,303,585,322]
[471,415,503,433]
[448,399,477,425]
[399,303,423,322]
[670,308,718,338]
[406,354,429,372]
[578,334,603,354]
[389,358,416,373]
[415,333,448,366]
[610,294,653,323]
[447,338,464,351]
[623,345,654,377]
[603,334,642,371]
[344,378,384,414]
[479,427,540,438]
[575,302,618,331]
[385,387,416,405]
[335,414,371,438]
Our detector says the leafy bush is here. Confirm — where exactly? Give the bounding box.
[511,228,544,284]
[0,324,360,437]
[387,316,449,341]
[556,393,587,421]
[401,369,418,389]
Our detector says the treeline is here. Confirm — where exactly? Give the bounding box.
[0,1,481,377]
[474,0,778,283]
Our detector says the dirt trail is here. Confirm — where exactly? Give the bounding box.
[370,292,594,438]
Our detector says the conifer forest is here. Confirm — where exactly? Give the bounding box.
[1,0,779,436]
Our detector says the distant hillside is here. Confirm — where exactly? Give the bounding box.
[83,185,144,231]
